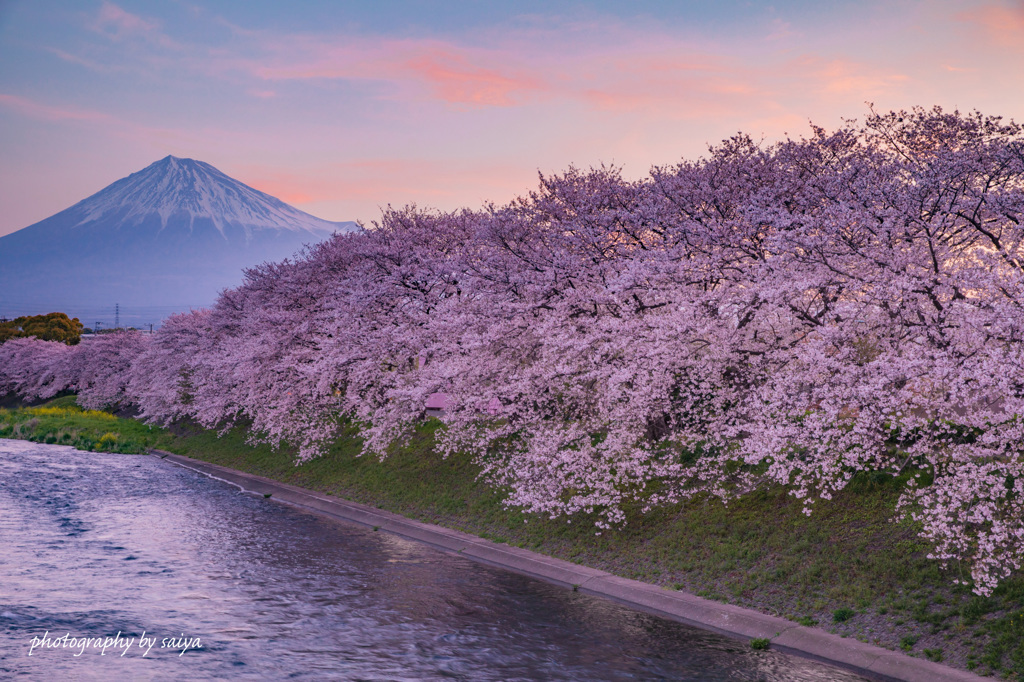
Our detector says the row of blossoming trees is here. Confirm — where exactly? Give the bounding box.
[3,107,1023,595]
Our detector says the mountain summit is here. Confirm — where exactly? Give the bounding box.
[0,157,358,326]
[65,156,343,239]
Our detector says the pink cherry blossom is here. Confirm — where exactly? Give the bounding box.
[2,106,1022,595]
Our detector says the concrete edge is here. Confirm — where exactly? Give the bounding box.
[149,449,984,682]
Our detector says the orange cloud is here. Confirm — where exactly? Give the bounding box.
[232,27,915,122]
[246,39,545,107]
[236,26,924,124]
[958,3,1024,48]
[404,49,545,106]
[808,58,909,95]
[570,50,764,119]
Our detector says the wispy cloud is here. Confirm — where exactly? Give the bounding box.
[800,57,909,95]
[45,2,1019,120]
[89,1,181,50]
[0,93,217,149]
[404,48,545,106]
[0,93,116,123]
[957,2,1024,48]
[204,20,924,119]
[92,1,158,37]
[6,0,1024,237]
[46,47,122,73]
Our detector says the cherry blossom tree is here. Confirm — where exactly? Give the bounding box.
[6,105,1022,595]
[0,336,74,400]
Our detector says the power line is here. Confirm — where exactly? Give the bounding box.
[0,301,214,332]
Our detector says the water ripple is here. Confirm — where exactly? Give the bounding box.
[0,439,869,681]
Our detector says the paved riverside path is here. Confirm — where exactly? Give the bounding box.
[151,449,983,682]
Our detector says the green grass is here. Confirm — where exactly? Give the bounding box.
[3,396,1024,678]
[0,396,158,454]
[834,607,856,623]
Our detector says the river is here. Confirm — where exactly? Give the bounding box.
[0,439,870,680]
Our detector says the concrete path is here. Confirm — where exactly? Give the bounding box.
[151,449,983,682]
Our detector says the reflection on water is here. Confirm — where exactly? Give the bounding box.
[0,439,870,680]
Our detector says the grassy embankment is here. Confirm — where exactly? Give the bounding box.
[2,395,1023,678]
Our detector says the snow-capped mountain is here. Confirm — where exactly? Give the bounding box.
[71,156,341,239]
[0,156,358,327]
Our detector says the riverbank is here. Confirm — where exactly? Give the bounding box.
[153,447,979,682]
[1,397,1022,679]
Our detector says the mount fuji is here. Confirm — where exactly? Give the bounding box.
[0,156,358,327]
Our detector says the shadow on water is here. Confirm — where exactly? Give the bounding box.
[0,438,870,681]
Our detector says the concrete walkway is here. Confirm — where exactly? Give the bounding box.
[151,449,983,682]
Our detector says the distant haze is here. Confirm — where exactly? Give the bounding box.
[0,156,359,328]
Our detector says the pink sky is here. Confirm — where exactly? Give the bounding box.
[1,0,1022,236]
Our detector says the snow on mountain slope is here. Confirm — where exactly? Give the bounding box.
[71,155,347,238]
[0,156,360,326]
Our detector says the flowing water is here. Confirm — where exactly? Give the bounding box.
[0,439,871,681]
